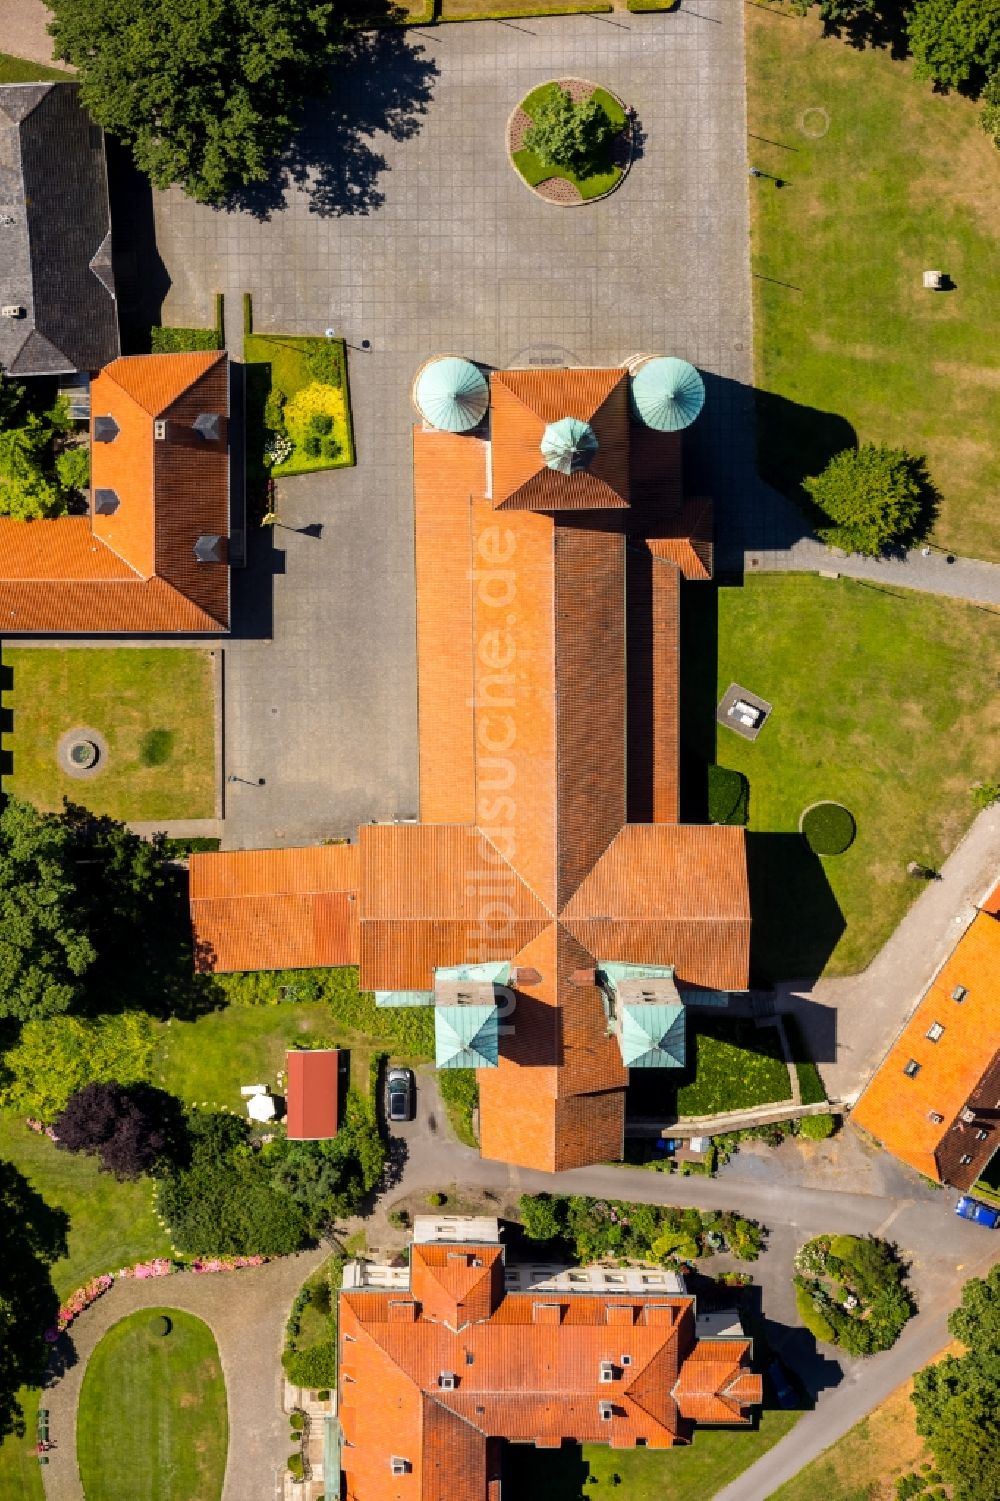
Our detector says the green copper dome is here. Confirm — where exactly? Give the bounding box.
[540,416,599,474]
[414,357,489,433]
[631,357,705,432]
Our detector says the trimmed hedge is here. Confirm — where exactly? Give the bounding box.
[151,325,221,353]
[442,1,611,17]
[243,291,253,338]
[801,801,856,856]
[708,764,749,826]
[626,0,679,9]
[795,1282,836,1344]
[798,1111,836,1141]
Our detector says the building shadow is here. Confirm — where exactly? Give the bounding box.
[105,137,170,354]
[224,27,440,221]
[746,833,845,987]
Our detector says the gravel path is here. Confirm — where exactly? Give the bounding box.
[40,1248,326,1501]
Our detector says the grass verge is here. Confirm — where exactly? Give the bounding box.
[684,575,1000,979]
[768,1343,958,1501]
[0,54,69,84]
[0,1387,45,1501]
[438,1069,478,1146]
[77,1308,227,1501]
[0,648,216,821]
[747,5,1000,559]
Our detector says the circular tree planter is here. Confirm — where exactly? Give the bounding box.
[800,801,856,856]
[507,78,633,206]
[57,726,109,780]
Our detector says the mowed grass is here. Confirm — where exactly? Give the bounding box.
[78,1309,227,1501]
[702,576,1000,978]
[503,1411,800,1499]
[0,648,216,821]
[0,1387,45,1501]
[768,1345,958,1501]
[513,83,626,201]
[0,54,70,83]
[0,1114,171,1299]
[747,6,1000,559]
[628,1018,792,1119]
[154,1000,338,1108]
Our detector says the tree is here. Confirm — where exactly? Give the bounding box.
[55,444,90,497]
[48,0,357,204]
[523,86,617,175]
[908,0,1000,94]
[0,417,66,520]
[267,1094,385,1233]
[982,70,1000,147]
[54,1081,183,1179]
[519,1192,566,1243]
[803,443,932,556]
[0,799,96,1022]
[0,1012,155,1122]
[0,369,26,428]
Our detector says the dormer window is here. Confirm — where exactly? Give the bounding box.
[926,1022,945,1042]
[94,487,120,515]
[598,1401,613,1422]
[390,1457,410,1475]
[599,1361,615,1383]
[194,534,226,564]
[903,1059,921,1079]
[93,415,119,443]
[192,412,221,440]
[952,985,967,1002]
[439,1371,457,1390]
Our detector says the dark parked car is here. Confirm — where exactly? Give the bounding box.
[767,1358,796,1409]
[955,1194,1000,1229]
[386,1066,414,1124]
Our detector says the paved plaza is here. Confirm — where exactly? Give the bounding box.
[147,2,757,847]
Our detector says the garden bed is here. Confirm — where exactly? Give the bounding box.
[244,333,356,480]
[793,1233,914,1357]
[508,80,630,205]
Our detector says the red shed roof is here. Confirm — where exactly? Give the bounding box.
[286,1049,340,1140]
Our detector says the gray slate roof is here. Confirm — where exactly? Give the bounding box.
[0,82,119,377]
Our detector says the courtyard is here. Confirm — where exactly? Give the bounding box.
[144,1,753,849]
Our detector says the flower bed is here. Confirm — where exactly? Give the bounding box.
[245,332,356,481]
[508,79,631,205]
[792,1233,914,1356]
[46,1255,268,1339]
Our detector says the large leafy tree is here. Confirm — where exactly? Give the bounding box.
[912,1266,1000,1501]
[1,1012,155,1122]
[0,799,96,1022]
[523,87,618,176]
[54,1081,183,1179]
[908,0,1000,93]
[0,394,75,522]
[48,0,355,203]
[803,443,932,556]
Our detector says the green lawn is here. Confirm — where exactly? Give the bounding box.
[690,576,1000,979]
[503,1411,800,1499]
[512,83,626,201]
[78,1309,227,1501]
[0,54,70,84]
[0,1387,45,1501]
[1,648,216,822]
[154,1000,339,1107]
[0,1114,171,1299]
[630,1017,791,1119]
[748,5,1000,559]
[244,333,355,480]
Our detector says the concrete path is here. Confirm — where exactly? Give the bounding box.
[40,1249,326,1501]
[781,802,1000,1104]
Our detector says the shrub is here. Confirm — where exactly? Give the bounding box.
[707,764,749,825]
[290,1411,305,1431]
[288,1452,304,1479]
[303,435,321,458]
[801,801,856,856]
[305,340,344,388]
[54,1081,185,1180]
[321,435,341,461]
[438,1068,479,1145]
[427,1191,447,1207]
[523,85,618,174]
[309,412,333,435]
[263,389,287,433]
[389,1208,409,1229]
[284,382,348,451]
[283,1341,338,1389]
[983,69,1000,147]
[798,1112,836,1141]
[309,1280,331,1316]
[55,444,90,494]
[796,1281,836,1344]
[317,1390,330,1402]
[803,443,933,556]
[2,1011,155,1122]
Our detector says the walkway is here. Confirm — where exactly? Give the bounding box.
[781,801,1000,1104]
[40,1249,326,1501]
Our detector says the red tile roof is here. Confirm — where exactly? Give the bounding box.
[187,363,750,1173]
[286,1048,340,1140]
[851,908,1000,1184]
[339,1242,760,1500]
[0,352,230,634]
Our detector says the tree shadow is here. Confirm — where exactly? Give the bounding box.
[224,27,440,221]
[0,1160,68,1440]
[816,0,910,60]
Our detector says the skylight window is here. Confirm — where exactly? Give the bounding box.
[903,1059,921,1079]
[926,1022,945,1043]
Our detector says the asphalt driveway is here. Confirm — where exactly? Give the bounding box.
[147,1,752,847]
